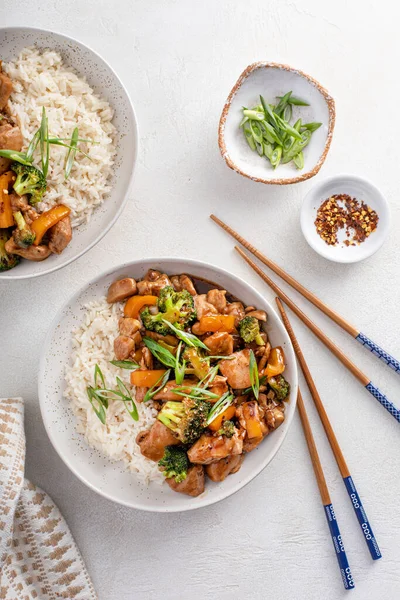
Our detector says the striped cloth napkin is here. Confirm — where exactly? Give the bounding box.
[0,398,97,600]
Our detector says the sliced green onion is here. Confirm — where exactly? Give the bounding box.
[143,369,171,403]
[162,320,209,351]
[171,387,220,399]
[40,107,50,177]
[94,364,105,389]
[242,109,264,121]
[301,122,322,133]
[174,342,186,385]
[116,377,138,421]
[249,120,263,145]
[110,359,140,370]
[206,392,234,425]
[242,375,267,395]
[26,130,40,161]
[270,146,282,169]
[293,151,304,170]
[200,355,235,362]
[0,150,32,165]
[283,104,292,122]
[278,95,309,106]
[259,95,278,127]
[65,126,79,179]
[86,387,107,424]
[249,350,259,400]
[143,337,177,368]
[274,91,292,116]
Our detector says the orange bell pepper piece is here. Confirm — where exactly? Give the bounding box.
[265,347,285,378]
[198,315,235,334]
[241,401,263,439]
[208,405,236,432]
[31,204,71,245]
[130,369,166,387]
[0,171,16,228]
[124,295,157,318]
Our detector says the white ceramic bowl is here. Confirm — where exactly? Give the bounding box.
[218,62,335,185]
[39,258,298,512]
[0,27,138,280]
[301,175,390,263]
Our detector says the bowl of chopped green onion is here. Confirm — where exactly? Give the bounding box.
[218,62,335,185]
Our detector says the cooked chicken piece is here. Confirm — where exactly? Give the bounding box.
[119,317,141,337]
[9,193,37,224]
[0,123,24,174]
[219,349,251,389]
[246,310,267,321]
[143,269,162,281]
[258,343,271,372]
[206,289,227,312]
[0,69,13,110]
[203,332,234,356]
[224,301,245,327]
[107,278,137,303]
[209,375,228,398]
[48,215,72,254]
[206,454,244,482]
[265,405,285,430]
[193,294,218,319]
[188,430,243,465]
[4,238,51,261]
[153,379,196,401]
[166,465,205,497]
[135,387,147,403]
[236,401,268,439]
[114,335,135,360]
[136,420,180,461]
[140,347,153,369]
[137,273,171,296]
[144,331,179,346]
[243,433,267,453]
[245,306,256,313]
[171,274,197,296]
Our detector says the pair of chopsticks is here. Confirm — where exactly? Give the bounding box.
[210,214,400,423]
[211,215,384,589]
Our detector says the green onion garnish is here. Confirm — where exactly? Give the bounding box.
[110,359,140,370]
[143,337,177,368]
[162,320,209,351]
[206,392,234,425]
[249,350,259,400]
[143,369,171,403]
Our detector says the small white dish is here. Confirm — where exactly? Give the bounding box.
[39,258,298,512]
[0,27,138,280]
[301,175,390,263]
[218,62,335,185]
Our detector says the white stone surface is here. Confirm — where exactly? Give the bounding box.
[1,1,400,598]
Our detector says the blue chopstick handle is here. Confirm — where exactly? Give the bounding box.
[323,504,355,590]
[366,382,400,423]
[356,332,400,374]
[343,476,381,560]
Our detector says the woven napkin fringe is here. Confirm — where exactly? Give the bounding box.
[0,398,97,600]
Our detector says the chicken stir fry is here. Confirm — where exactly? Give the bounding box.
[0,63,72,272]
[107,270,290,498]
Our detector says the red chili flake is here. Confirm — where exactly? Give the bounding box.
[314,194,379,246]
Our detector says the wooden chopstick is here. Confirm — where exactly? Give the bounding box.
[296,390,354,590]
[277,298,381,560]
[210,214,400,375]
[236,244,400,423]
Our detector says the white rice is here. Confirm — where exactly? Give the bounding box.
[64,299,164,485]
[4,47,117,226]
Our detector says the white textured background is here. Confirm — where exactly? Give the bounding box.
[1,1,400,598]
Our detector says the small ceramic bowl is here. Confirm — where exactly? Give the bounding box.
[301,175,390,263]
[218,62,335,185]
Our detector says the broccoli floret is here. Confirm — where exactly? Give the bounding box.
[158,445,189,483]
[12,211,35,248]
[239,316,265,345]
[141,286,196,335]
[0,230,20,271]
[157,397,211,444]
[268,374,290,400]
[11,162,46,205]
[217,420,236,438]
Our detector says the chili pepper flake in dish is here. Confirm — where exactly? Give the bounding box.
[314,194,379,246]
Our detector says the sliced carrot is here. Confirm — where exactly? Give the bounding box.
[0,171,16,228]
[124,295,157,318]
[197,315,235,334]
[208,405,236,432]
[31,204,71,245]
[130,369,166,387]
[265,347,285,378]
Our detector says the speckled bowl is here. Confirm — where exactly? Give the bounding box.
[218,62,335,185]
[39,258,298,512]
[0,27,138,280]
